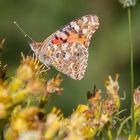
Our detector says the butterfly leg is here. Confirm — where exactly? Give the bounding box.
[39,64,50,73]
[33,53,51,72]
[45,64,51,71]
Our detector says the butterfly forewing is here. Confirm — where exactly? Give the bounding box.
[43,14,99,47]
[30,15,99,80]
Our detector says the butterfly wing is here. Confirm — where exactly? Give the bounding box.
[33,15,99,80]
[50,42,88,80]
[44,14,99,47]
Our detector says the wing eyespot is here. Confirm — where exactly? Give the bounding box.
[55,52,60,58]
[55,51,66,59]
[61,51,66,58]
[73,64,79,71]
[75,52,81,57]
[73,51,82,60]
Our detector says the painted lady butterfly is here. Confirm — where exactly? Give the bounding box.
[15,15,99,80]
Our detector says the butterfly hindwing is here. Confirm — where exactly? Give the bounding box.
[45,42,88,80]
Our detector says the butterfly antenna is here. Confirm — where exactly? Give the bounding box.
[13,21,34,42]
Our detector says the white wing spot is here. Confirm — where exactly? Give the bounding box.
[70,22,80,32]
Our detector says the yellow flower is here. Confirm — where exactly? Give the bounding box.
[46,74,63,95]
[44,113,61,139]
[0,103,7,118]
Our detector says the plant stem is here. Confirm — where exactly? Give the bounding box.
[116,116,131,139]
[39,95,48,108]
[107,128,112,140]
[127,7,135,139]
[0,130,4,140]
[26,97,31,107]
[99,132,104,140]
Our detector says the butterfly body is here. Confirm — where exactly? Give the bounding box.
[30,15,99,80]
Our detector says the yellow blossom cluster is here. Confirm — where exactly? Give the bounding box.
[1,40,140,140]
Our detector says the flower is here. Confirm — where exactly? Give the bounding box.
[45,74,63,96]
[134,87,140,125]
[0,103,7,118]
[0,62,7,84]
[65,112,88,140]
[18,131,41,140]
[119,0,137,7]
[0,38,5,51]
[134,87,140,105]
[44,113,61,139]
[104,74,120,112]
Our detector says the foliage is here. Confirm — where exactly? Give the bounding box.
[0,39,140,140]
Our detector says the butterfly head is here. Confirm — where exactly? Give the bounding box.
[29,42,42,54]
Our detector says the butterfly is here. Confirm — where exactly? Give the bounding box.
[15,15,99,80]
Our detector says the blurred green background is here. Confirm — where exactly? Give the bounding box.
[0,0,140,116]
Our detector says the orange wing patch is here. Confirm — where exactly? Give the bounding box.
[51,32,86,45]
[67,32,86,44]
[52,37,64,45]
